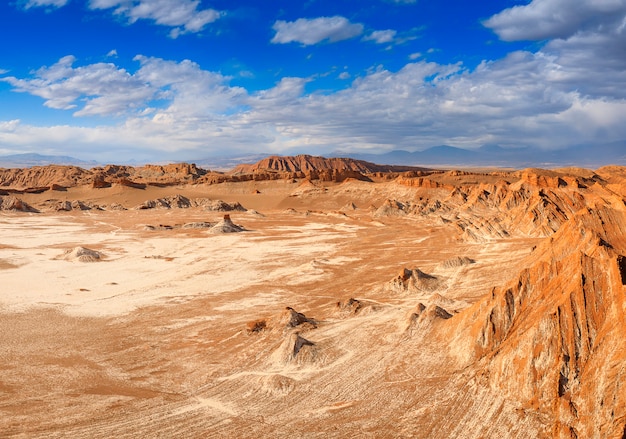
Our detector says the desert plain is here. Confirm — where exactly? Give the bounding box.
[1,156,626,438]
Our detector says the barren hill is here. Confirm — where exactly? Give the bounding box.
[231,154,430,174]
[0,156,433,191]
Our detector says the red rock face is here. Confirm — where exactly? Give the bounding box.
[450,204,626,438]
[0,165,91,189]
[230,154,429,175]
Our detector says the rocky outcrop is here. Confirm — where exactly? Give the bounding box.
[133,196,245,211]
[231,154,428,175]
[41,200,96,211]
[450,204,626,438]
[0,196,38,212]
[0,163,209,190]
[283,307,317,329]
[91,163,206,187]
[389,168,593,241]
[60,246,103,262]
[200,200,246,212]
[0,156,429,189]
[0,166,92,189]
[395,176,454,190]
[208,215,246,234]
[386,268,444,294]
[135,195,193,210]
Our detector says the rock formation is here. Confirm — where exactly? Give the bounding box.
[446,203,626,438]
[231,154,428,175]
[208,215,246,234]
[0,196,38,212]
[387,268,444,294]
[283,307,317,328]
[60,246,103,262]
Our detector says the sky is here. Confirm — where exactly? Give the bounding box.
[0,0,625,163]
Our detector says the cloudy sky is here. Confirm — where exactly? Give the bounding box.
[0,0,625,163]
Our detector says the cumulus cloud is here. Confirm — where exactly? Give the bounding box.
[484,0,626,41]
[363,29,397,44]
[0,55,246,118]
[483,0,626,101]
[271,16,364,45]
[88,0,222,36]
[1,55,153,115]
[4,47,626,160]
[133,55,247,116]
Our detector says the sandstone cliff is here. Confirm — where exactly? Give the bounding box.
[231,154,429,174]
[448,199,626,438]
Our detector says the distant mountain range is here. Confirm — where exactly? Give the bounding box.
[0,153,99,168]
[334,142,626,169]
[1,142,624,170]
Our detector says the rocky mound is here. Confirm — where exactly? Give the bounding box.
[0,163,210,191]
[135,195,192,209]
[208,215,246,234]
[133,196,246,211]
[334,297,380,317]
[268,331,319,365]
[373,199,411,217]
[339,202,358,211]
[386,268,444,294]
[201,200,247,212]
[0,196,38,212]
[60,246,103,262]
[41,200,97,212]
[281,307,318,329]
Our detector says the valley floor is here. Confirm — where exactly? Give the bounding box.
[0,180,546,438]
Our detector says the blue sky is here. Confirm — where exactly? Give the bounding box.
[0,0,625,163]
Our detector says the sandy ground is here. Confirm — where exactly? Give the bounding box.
[0,181,543,438]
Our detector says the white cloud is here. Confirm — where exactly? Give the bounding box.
[271,16,364,45]
[87,0,222,36]
[483,0,626,102]
[22,0,68,9]
[5,0,626,163]
[133,55,247,116]
[106,49,118,57]
[1,55,153,115]
[363,29,397,44]
[484,0,626,41]
[0,55,246,118]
